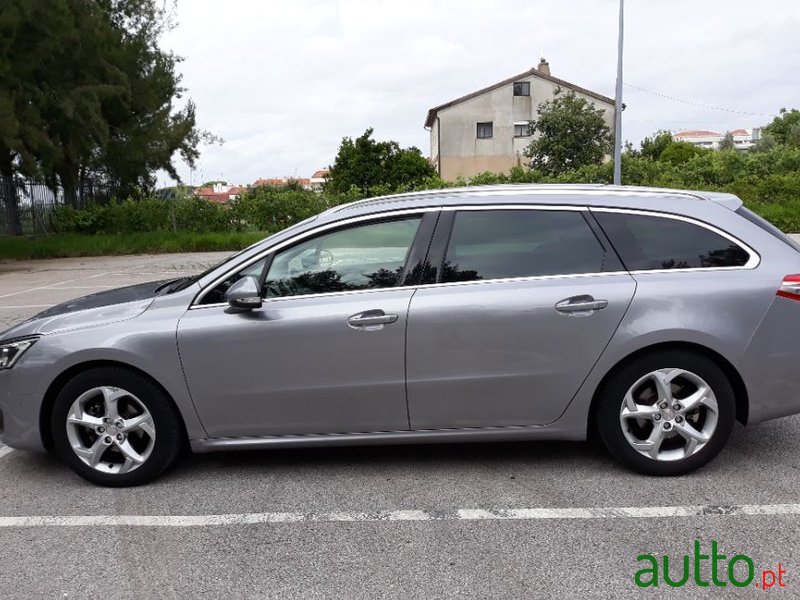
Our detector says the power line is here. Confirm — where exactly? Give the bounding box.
[624,83,777,117]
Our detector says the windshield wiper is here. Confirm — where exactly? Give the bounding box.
[153,277,190,295]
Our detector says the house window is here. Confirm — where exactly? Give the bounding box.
[513,81,530,96]
[477,122,493,139]
[514,122,530,137]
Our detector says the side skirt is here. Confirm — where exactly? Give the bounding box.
[190,424,584,453]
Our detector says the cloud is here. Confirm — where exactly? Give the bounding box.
[159,0,800,185]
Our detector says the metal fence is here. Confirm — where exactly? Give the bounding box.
[0,178,118,235]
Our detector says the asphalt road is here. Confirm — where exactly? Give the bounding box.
[1,251,800,599]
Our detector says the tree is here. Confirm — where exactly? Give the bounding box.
[523,88,613,176]
[658,141,709,165]
[0,0,214,230]
[326,128,435,196]
[761,108,800,148]
[638,130,674,160]
[718,131,736,151]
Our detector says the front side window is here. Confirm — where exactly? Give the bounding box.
[513,81,530,96]
[594,212,750,271]
[476,122,493,139]
[440,210,605,283]
[264,217,422,298]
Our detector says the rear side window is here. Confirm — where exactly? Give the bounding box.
[594,212,750,271]
[440,210,606,283]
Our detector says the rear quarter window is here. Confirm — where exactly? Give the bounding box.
[594,211,750,271]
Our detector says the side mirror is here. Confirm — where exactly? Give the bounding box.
[225,276,262,313]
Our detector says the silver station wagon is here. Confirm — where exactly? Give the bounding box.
[2,184,800,486]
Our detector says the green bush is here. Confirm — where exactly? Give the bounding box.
[744,200,800,232]
[233,186,329,231]
[50,187,333,236]
[174,197,232,232]
[45,141,800,241]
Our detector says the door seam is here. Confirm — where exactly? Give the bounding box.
[403,288,419,430]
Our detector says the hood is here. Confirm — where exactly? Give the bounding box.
[0,279,171,340]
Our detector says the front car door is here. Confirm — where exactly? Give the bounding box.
[177,211,435,438]
[406,205,637,429]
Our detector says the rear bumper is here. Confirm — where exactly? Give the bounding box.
[738,296,800,425]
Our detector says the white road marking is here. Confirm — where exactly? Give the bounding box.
[47,285,121,290]
[0,504,798,528]
[106,272,183,276]
[0,272,110,299]
[0,305,53,309]
[0,446,13,460]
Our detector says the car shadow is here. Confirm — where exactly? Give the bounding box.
[2,416,798,491]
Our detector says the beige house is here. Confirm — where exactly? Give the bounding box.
[425,59,615,181]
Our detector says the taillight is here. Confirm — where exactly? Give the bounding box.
[777,275,800,301]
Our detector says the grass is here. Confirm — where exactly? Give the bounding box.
[0,231,272,260]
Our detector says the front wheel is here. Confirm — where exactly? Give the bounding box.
[51,367,183,486]
[596,350,736,476]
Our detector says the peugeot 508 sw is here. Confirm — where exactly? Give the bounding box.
[2,184,800,485]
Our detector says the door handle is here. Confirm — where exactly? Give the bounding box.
[347,309,399,327]
[555,295,608,314]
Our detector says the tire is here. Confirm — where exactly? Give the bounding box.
[51,367,183,486]
[596,350,736,476]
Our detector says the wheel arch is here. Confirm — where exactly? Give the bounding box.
[39,360,189,451]
[587,341,749,437]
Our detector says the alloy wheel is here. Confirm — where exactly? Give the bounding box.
[65,386,156,475]
[619,368,719,462]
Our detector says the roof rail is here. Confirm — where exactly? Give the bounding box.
[330,183,711,213]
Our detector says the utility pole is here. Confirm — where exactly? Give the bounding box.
[613,0,624,185]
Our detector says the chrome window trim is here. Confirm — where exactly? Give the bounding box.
[192,207,437,307]
[192,203,760,309]
[189,270,634,311]
[589,207,761,270]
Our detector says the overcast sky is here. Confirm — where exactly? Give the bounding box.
[159,0,800,186]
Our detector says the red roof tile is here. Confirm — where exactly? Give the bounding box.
[674,130,720,138]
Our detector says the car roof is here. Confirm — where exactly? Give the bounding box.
[318,184,742,224]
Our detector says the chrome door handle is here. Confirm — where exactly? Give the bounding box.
[347,310,399,327]
[555,296,608,313]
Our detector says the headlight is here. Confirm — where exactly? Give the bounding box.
[0,338,38,369]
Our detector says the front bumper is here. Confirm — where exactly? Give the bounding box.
[0,370,47,452]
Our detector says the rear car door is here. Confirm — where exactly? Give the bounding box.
[406,206,636,429]
[177,211,436,438]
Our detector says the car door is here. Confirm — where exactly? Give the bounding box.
[177,212,435,438]
[406,206,636,429]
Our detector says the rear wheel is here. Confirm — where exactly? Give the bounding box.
[51,367,183,486]
[596,350,736,476]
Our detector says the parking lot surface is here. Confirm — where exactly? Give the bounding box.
[1,252,800,598]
